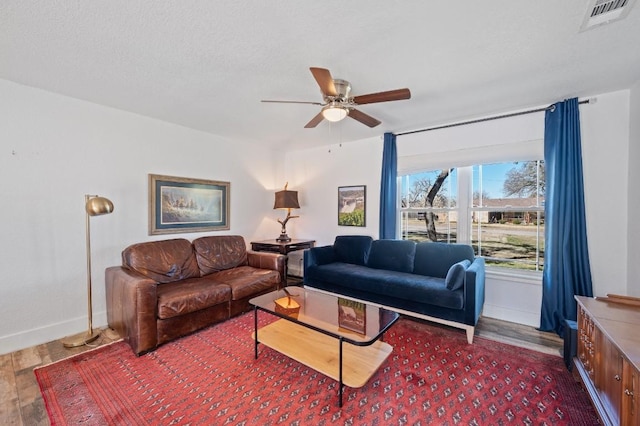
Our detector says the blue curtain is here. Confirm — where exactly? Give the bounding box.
[540,98,593,336]
[379,132,397,239]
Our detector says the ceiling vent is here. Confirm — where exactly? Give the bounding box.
[580,0,637,31]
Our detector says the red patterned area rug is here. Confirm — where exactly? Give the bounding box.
[35,313,598,425]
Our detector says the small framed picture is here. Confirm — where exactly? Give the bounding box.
[338,185,366,227]
[338,298,366,335]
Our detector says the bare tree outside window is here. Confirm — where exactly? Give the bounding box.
[402,170,453,241]
[503,161,545,198]
[401,169,456,243]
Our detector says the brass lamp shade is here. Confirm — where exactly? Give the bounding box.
[62,194,114,348]
[85,196,114,216]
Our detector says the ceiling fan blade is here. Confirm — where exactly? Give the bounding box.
[348,109,381,128]
[304,112,325,128]
[353,88,411,105]
[310,67,338,97]
[261,100,323,105]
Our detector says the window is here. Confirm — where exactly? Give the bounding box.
[400,169,458,243]
[400,160,545,272]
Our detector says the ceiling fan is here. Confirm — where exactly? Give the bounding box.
[261,67,411,128]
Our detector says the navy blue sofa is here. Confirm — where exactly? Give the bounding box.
[303,235,485,343]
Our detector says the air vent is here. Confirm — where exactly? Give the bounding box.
[581,0,637,31]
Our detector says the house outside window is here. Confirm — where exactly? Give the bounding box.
[400,160,545,272]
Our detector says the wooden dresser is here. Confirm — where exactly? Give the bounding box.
[575,295,640,426]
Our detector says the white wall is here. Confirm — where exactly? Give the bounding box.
[0,80,279,354]
[628,80,640,297]
[285,90,634,327]
[285,137,383,246]
[580,90,630,297]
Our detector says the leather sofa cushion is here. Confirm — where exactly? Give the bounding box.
[413,242,474,278]
[156,276,231,319]
[333,235,373,265]
[208,266,280,300]
[367,239,416,273]
[122,238,200,284]
[193,235,248,275]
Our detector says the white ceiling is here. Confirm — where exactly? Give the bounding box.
[2,1,639,151]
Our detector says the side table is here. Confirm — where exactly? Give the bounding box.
[250,239,315,282]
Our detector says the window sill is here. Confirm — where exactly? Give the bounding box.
[485,266,542,286]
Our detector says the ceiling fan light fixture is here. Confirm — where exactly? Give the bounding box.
[321,104,348,122]
[262,67,411,128]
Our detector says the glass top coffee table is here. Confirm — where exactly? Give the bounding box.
[249,286,399,407]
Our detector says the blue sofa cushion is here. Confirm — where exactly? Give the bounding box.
[445,259,471,290]
[333,235,373,265]
[305,262,464,309]
[413,242,474,278]
[306,245,336,265]
[367,239,416,273]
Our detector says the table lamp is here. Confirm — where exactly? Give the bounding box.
[274,183,299,242]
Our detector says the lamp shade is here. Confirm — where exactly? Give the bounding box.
[85,196,114,216]
[321,104,348,122]
[274,190,300,209]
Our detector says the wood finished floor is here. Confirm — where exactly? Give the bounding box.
[0,316,563,425]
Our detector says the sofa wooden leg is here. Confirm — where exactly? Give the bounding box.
[466,327,475,344]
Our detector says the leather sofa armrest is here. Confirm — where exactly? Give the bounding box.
[247,251,286,285]
[105,266,158,355]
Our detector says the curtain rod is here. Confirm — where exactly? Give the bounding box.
[396,98,593,137]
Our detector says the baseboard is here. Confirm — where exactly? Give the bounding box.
[482,303,540,327]
[0,310,107,355]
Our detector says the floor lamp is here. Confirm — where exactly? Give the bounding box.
[62,194,114,348]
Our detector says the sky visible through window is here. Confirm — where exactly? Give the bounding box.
[407,163,516,200]
[473,163,515,198]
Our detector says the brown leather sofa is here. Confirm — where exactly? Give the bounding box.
[106,235,285,355]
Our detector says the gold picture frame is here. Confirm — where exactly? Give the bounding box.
[149,174,230,235]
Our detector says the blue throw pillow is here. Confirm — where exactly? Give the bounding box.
[445,259,471,290]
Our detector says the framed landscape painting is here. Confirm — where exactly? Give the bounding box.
[338,185,366,227]
[149,174,230,235]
